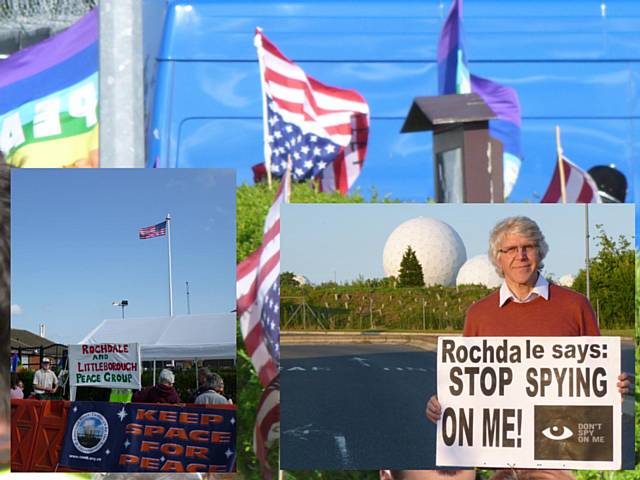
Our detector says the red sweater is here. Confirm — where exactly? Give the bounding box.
[463,283,600,337]
[132,384,181,404]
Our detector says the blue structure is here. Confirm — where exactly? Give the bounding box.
[145,1,638,217]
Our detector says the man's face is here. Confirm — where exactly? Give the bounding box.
[198,369,206,383]
[42,362,50,370]
[498,232,539,286]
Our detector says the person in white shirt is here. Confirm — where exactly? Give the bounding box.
[194,372,229,405]
[32,358,58,400]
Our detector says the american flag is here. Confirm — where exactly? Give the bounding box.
[139,221,167,239]
[541,155,601,203]
[254,376,280,480]
[237,174,288,478]
[255,28,369,194]
[236,175,288,387]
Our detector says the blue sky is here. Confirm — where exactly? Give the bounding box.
[11,169,236,345]
[281,203,634,285]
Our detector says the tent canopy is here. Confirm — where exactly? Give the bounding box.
[79,313,235,361]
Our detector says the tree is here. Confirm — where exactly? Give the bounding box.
[397,246,425,287]
[236,181,384,479]
[572,226,634,329]
[280,271,300,288]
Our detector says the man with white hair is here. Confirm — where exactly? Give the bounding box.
[133,368,181,404]
[465,215,598,336]
[426,215,630,421]
[195,372,229,405]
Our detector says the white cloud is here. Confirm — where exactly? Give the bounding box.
[11,304,23,315]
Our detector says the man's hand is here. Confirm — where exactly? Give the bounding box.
[425,395,442,423]
[617,372,632,397]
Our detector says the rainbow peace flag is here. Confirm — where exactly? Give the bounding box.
[0,9,98,168]
[437,0,523,198]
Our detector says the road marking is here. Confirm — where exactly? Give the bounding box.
[287,366,306,371]
[351,357,371,367]
[311,366,331,371]
[283,423,315,440]
[334,434,350,466]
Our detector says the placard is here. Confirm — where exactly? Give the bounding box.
[436,336,621,470]
[69,343,141,389]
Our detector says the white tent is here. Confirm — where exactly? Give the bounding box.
[79,313,235,361]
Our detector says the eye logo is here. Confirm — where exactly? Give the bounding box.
[535,405,613,461]
[542,424,573,441]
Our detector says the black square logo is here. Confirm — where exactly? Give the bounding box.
[534,405,612,461]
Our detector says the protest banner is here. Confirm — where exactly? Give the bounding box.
[436,336,621,470]
[69,343,141,390]
[59,401,236,472]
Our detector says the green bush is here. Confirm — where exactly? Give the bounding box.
[572,227,634,329]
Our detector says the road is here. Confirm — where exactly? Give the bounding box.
[281,343,438,470]
[281,340,635,470]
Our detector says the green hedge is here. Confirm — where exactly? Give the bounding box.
[282,283,493,331]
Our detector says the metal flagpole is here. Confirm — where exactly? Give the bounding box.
[167,213,174,316]
[585,203,591,303]
[555,126,567,204]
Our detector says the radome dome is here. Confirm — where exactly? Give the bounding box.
[455,254,502,288]
[382,217,466,286]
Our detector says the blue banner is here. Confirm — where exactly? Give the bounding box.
[59,401,236,473]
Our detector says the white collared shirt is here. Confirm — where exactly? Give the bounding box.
[499,272,549,307]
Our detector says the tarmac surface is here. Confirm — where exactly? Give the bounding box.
[281,342,438,470]
[280,338,635,471]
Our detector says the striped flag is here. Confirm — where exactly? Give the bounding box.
[541,155,601,203]
[438,0,523,198]
[236,175,289,387]
[236,174,288,479]
[254,28,369,194]
[0,9,98,167]
[139,221,167,240]
[254,376,280,480]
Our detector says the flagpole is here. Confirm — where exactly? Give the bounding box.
[285,154,292,202]
[585,203,591,304]
[166,213,174,316]
[555,125,567,204]
[255,28,273,190]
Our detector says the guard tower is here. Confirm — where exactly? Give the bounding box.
[401,93,504,203]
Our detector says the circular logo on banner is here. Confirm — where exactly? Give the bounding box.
[71,412,109,454]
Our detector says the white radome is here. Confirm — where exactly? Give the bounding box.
[382,217,467,286]
[558,274,575,287]
[456,254,502,288]
[293,274,310,286]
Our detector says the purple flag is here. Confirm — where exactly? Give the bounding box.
[437,0,523,197]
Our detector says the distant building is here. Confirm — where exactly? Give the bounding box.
[11,328,66,370]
